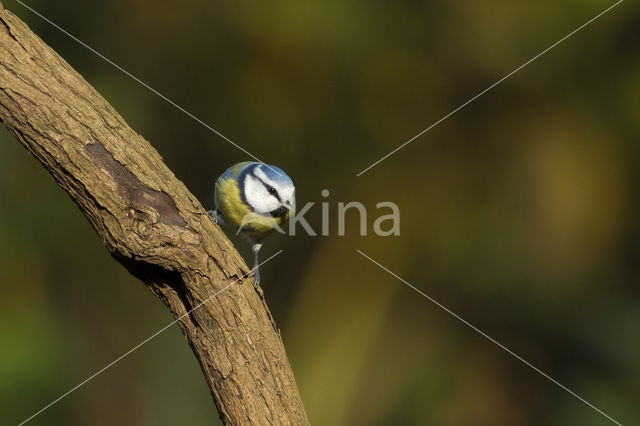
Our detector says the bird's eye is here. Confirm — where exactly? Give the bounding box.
[267,186,277,196]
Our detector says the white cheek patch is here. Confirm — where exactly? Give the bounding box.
[244,175,280,214]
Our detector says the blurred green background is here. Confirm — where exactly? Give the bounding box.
[1,0,639,424]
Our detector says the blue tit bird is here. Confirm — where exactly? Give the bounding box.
[211,162,295,286]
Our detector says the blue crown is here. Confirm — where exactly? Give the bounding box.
[257,163,293,186]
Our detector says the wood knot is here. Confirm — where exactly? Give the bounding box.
[126,207,154,238]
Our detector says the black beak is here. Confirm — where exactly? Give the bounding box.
[270,206,289,218]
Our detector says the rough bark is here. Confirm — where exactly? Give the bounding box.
[0,4,308,425]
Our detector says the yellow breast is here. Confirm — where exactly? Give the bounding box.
[215,178,250,228]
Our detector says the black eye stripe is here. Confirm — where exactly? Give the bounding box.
[249,166,282,202]
[260,180,281,201]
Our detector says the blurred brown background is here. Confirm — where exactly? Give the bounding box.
[1,0,638,425]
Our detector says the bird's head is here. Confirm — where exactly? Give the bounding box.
[240,163,295,219]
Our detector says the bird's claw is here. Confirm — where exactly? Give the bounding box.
[207,209,219,224]
[250,267,260,287]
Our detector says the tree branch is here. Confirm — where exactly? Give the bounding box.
[0,4,308,425]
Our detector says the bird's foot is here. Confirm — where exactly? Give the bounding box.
[250,267,261,287]
[207,209,219,224]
